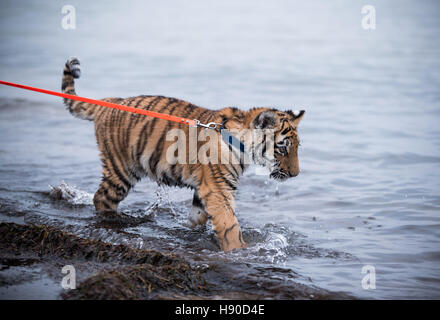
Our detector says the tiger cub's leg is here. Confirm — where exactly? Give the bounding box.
[188,192,209,228]
[198,188,247,252]
[93,159,136,213]
[93,175,132,213]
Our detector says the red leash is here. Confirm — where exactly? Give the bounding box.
[0,80,198,127]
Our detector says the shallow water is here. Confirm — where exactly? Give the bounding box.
[1,0,440,299]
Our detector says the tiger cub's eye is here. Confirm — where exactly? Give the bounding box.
[275,139,290,156]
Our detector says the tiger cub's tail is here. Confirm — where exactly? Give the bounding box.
[61,57,95,121]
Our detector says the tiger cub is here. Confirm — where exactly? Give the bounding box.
[61,58,305,252]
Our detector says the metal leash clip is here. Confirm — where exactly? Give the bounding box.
[195,119,223,131]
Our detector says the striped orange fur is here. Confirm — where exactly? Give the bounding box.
[61,58,305,252]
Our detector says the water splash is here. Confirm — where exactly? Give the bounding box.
[252,232,289,263]
[144,185,183,217]
[48,181,93,206]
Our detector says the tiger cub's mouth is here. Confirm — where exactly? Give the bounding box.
[269,170,289,181]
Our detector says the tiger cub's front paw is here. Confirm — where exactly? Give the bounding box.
[218,223,247,252]
[221,240,248,252]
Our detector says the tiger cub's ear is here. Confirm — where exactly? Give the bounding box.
[287,110,305,126]
[254,110,277,129]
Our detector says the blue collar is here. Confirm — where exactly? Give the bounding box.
[220,130,245,153]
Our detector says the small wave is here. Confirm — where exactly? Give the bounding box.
[48,181,93,206]
[251,232,289,263]
[376,152,440,167]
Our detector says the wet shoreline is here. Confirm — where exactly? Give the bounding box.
[0,222,351,300]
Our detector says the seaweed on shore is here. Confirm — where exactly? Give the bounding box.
[0,222,208,299]
[62,263,208,300]
[0,222,180,266]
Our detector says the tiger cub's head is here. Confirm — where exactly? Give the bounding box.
[250,108,305,181]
